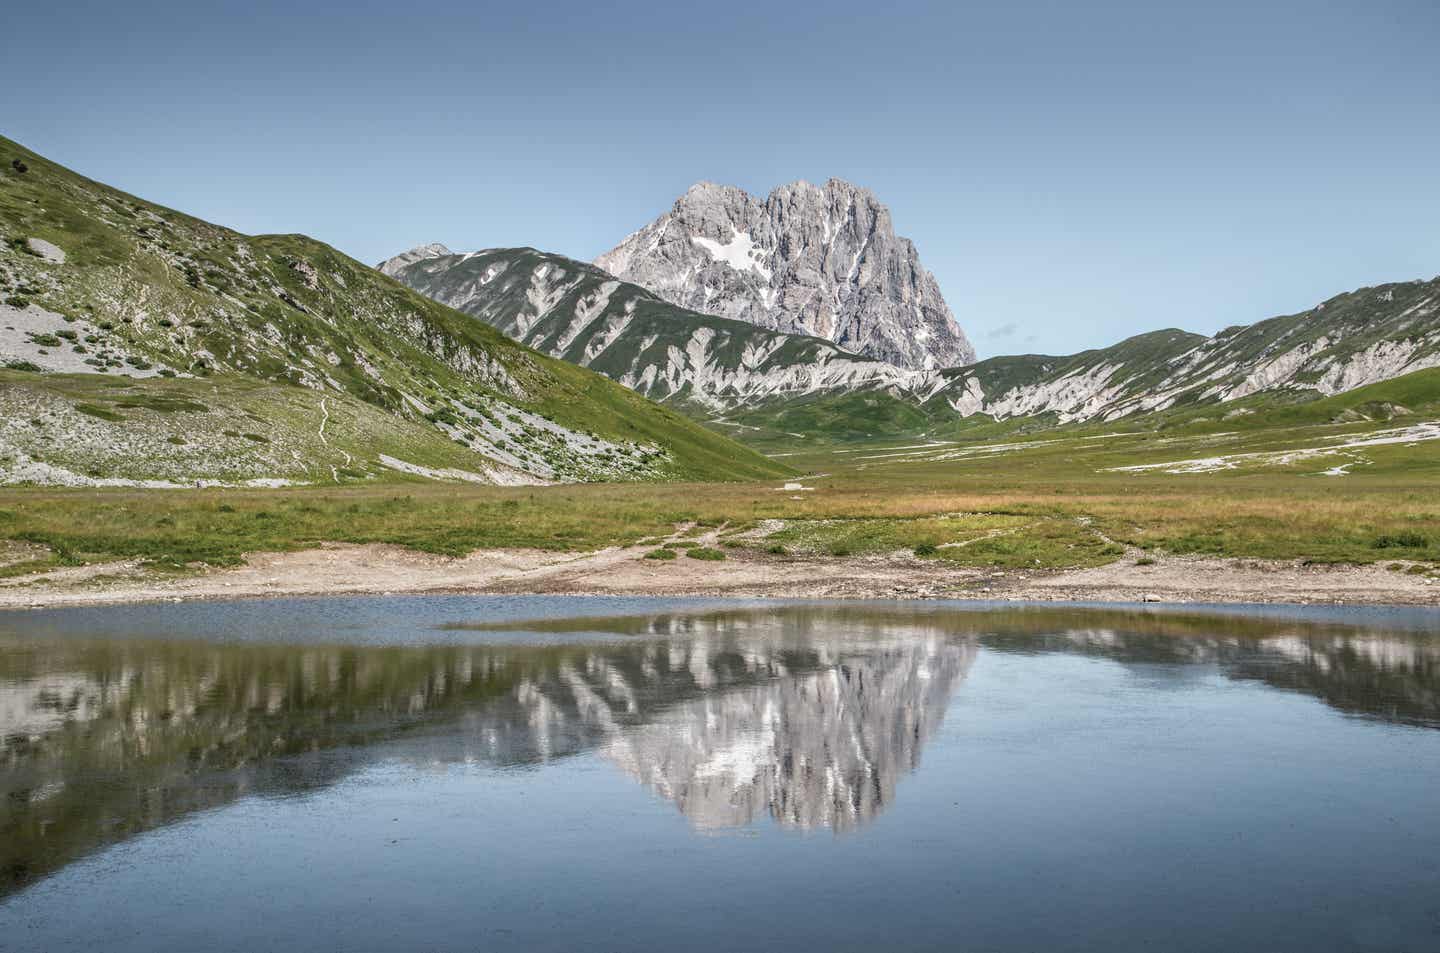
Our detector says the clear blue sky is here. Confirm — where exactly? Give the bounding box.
[4,0,1437,358]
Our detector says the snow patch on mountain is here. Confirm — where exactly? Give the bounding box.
[691,228,773,280]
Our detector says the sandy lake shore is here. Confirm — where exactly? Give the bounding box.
[1,530,1437,610]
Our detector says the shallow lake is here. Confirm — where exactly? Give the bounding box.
[2,596,1439,952]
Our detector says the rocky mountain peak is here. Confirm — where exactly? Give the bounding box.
[376,242,453,277]
[594,179,973,370]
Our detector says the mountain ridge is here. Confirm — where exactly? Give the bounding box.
[380,244,921,409]
[385,240,1440,435]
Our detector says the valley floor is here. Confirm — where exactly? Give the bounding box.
[3,387,1438,611]
[2,533,1436,610]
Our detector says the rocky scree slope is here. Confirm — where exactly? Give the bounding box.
[593,179,975,371]
[718,283,1440,443]
[379,244,926,411]
[0,136,782,486]
[924,277,1440,425]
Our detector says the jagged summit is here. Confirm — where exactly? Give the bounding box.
[595,178,975,371]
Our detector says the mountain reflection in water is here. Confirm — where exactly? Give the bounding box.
[2,602,1437,897]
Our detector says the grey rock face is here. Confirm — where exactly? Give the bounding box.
[376,242,452,277]
[25,237,65,264]
[596,180,975,371]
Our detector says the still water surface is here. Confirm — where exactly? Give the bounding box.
[2,597,1439,952]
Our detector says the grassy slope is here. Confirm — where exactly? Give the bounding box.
[705,330,1214,450]
[708,389,1066,453]
[0,134,783,483]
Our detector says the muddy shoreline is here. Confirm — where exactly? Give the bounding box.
[1,539,1436,611]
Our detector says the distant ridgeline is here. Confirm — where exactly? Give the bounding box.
[0,135,784,487]
[384,239,1440,440]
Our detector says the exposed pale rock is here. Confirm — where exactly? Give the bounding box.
[25,237,65,264]
[290,258,320,290]
[595,179,975,371]
[386,240,1440,428]
[376,242,453,277]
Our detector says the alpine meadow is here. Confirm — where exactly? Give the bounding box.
[4,5,1440,950]
[1,134,1436,603]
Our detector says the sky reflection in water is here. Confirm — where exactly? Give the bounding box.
[2,598,1438,952]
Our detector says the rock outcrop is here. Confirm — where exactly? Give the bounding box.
[376,242,452,277]
[595,180,975,371]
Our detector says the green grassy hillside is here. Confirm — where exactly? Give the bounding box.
[0,135,785,485]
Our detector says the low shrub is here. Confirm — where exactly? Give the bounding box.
[685,547,726,561]
[74,403,124,422]
[1373,533,1427,550]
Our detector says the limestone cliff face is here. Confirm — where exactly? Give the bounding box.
[379,245,921,410]
[595,180,975,371]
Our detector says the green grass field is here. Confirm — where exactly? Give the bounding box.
[1,368,1436,578]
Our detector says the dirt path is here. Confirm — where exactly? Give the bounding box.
[1,532,1436,610]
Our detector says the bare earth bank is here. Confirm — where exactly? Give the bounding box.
[1,537,1436,610]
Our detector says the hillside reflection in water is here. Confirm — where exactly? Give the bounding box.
[3,600,1438,899]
